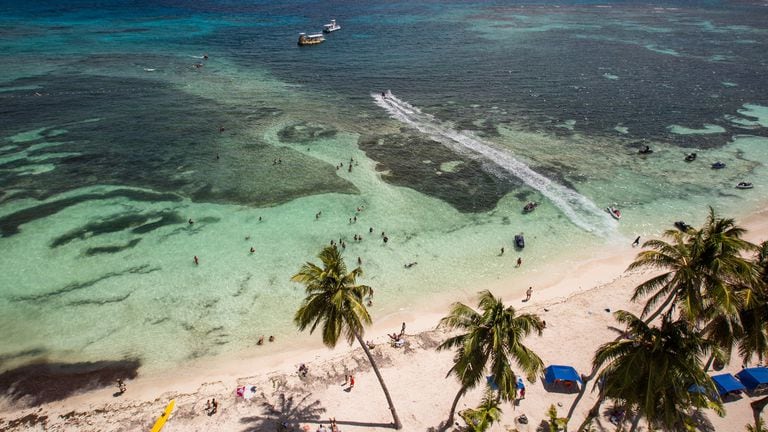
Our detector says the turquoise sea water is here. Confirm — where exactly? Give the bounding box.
[1,0,768,375]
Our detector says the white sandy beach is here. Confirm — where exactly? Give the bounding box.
[1,208,766,432]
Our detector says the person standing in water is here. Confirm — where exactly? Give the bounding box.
[632,236,641,247]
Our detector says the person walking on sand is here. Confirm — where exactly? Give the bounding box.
[194,255,199,265]
[516,257,522,267]
[525,286,533,301]
[117,378,126,394]
[349,375,355,390]
[632,236,641,247]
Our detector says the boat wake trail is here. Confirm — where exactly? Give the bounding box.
[373,92,617,235]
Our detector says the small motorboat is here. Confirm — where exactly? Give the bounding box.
[514,233,525,249]
[674,221,692,232]
[711,161,726,169]
[606,207,621,220]
[736,182,753,190]
[685,152,697,162]
[297,33,325,46]
[323,19,341,33]
[523,202,539,213]
[638,145,653,155]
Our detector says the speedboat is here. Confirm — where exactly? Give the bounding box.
[297,33,325,46]
[523,202,538,213]
[674,221,692,232]
[323,19,341,33]
[711,161,726,169]
[685,152,697,162]
[606,207,621,220]
[736,182,753,189]
[514,233,525,249]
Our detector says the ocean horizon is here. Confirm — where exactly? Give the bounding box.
[1,0,767,376]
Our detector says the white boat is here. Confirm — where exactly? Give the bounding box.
[606,207,621,220]
[323,19,341,33]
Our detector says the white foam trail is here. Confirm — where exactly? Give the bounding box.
[373,92,617,235]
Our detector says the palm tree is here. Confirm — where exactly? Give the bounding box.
[292,245,402,429]
[583,310,722,432]
[459,387,503,432]
[436,290,544,428]
[746,417,767,432]
[628,207,759,324]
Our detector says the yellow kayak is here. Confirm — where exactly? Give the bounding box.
[150,399,176,432]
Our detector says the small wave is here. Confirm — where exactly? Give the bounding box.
[373,91,617,235]
[143,68,156,72]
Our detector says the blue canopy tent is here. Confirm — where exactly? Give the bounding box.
[711,373,746,397]
[736,367,768,393]
[544,365,582,389]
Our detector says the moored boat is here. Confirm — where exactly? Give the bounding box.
[674,221,692,232]
[606,206,621,220]
[514,233,525,249]
[298,33,325,46]
[638,145,653,154]
[711,161,726,169]
[685,152,697,162]
[523,202,539,213]
[736,182,753,190]
[323,19,341,33]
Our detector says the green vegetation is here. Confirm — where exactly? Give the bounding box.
[437,290,544,429]
[292,245,402,429]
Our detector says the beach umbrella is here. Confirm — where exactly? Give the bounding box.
[544,365,582,385]
[711,373,746,398]
[736,367,768,393]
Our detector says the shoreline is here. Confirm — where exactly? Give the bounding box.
[2,206,766,430]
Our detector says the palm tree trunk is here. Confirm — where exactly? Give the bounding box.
[355,333,402,429]
[703,352,715,372]
[752,395,768,427]
[442,387,466,432]
[628,412,641,432]
[642,290,677,324]
[576,397,603,431]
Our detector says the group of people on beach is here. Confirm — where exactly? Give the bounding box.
[257,335,275,345]
[116,379,126,394]
[204,398,218,416]
[316,417,341,432]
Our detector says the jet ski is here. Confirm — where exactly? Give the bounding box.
[711,161,726,169]
[514,233,525,249]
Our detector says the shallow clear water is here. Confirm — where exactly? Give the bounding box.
[1,0,767,374]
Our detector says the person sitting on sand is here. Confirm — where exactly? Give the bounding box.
[269,335,275,342]
[298,363,308,377]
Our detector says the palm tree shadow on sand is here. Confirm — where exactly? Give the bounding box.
[239,391,395,431]
[239,392,325,431]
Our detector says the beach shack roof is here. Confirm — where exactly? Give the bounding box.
[736,367,768,392]
[544,365,582,384]
[711,373,746,397]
